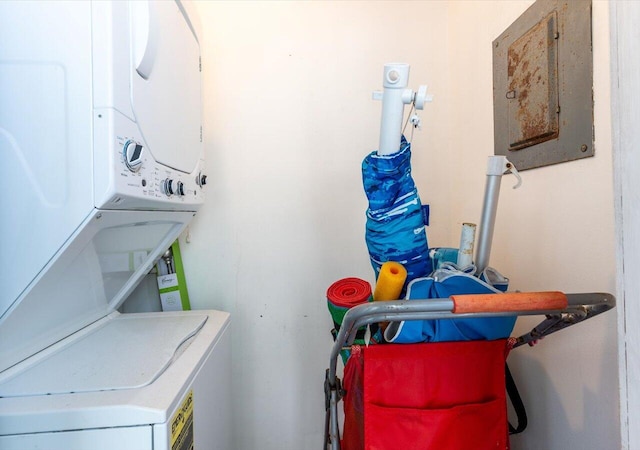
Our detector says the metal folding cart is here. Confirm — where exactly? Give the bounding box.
[324,290,615,450]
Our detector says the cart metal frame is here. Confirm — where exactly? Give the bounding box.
[324,291,615,450]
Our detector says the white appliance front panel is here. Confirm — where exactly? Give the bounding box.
[0,1,95,318]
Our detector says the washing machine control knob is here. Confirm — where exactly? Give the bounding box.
[176,181,185,196]
[161,178,175,196]
[123,140,144,172]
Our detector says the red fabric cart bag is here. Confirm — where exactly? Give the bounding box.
[342,340,508,450]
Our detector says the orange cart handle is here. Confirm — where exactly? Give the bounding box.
[451,291,568,314]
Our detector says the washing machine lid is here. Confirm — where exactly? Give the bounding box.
[129,0,202,174]
[0,209,194,374]
[0,312,208,397]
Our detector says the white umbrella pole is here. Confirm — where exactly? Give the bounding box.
[374,63,432,155]
[378,63,410,155]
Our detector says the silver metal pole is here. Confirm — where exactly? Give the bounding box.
[475,156,521,275]
[329,390,340,450]
[475,173,502,275]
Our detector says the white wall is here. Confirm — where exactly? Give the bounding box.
[447,2,619,450]
[182,1,619,449]
[184,2,451,448]
[611,1,640,448]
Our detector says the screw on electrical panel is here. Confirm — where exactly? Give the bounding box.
[581,144,588,152]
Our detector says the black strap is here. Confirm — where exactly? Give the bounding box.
[506,362,528,435]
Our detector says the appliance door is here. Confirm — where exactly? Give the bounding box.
[0,313,208,397]
[130,0,202,174]
[0,209,194,374]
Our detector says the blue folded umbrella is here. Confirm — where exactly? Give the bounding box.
[362,136,432,290]
[362,137,515,343]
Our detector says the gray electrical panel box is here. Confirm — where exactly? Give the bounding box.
[493,0,593,170]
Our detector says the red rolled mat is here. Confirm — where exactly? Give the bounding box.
[327,278,372,308]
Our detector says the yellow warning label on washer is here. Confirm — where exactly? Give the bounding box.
[171,389,194,450]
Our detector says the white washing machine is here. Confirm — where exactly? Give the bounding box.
[0,2,231,449]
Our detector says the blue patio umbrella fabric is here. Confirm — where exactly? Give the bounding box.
[362,136,432,289]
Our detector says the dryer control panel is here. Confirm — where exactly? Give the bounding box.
[93,109,206,212]
[116,134,204,204]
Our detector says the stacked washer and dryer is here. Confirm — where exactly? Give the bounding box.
[0,2,231,449]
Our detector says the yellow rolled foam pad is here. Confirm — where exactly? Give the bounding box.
[373,261,408,301]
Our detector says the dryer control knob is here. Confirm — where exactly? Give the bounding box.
[176,181,185,196]
[161,178,175,196]
[196,172,207,187]
[123,140,144,172]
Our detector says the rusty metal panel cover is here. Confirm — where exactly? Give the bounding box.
[507,12,559,150]
[493,0,593,170]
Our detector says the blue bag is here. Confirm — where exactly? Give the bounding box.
[384,263,515,343]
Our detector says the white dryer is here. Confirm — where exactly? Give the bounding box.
[0,2,230,449]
